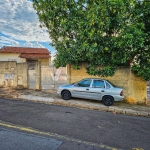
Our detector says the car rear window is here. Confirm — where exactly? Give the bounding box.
[106,80,115,87]
[106,82,111,88]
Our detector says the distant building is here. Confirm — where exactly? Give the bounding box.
[0,46,51,66]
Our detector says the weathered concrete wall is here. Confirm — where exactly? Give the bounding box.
[0,61,50,90]
[67,64,147,104]
[17,63,28,88]
[0,61,17,87]
[0,61,28,88]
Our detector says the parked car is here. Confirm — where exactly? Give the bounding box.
[57,78,124,106]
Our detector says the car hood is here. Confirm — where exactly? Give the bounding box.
[59,84,74,88]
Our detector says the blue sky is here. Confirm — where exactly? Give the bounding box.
[0,0,55,54]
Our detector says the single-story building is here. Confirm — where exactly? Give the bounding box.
[0,46,51,67]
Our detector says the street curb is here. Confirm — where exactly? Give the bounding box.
[0,94,150,118]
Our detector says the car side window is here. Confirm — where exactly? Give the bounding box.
[93,80,105,88]
[78,79,91,87]
[106,82,111,89]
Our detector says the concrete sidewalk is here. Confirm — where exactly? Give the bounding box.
[0,87,150,117]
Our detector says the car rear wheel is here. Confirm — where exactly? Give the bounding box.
[102,96,114,106]
[61,90,71,100]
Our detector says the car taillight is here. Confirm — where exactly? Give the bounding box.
[120,90,123,96]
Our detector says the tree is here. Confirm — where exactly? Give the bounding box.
[33,0,150,80]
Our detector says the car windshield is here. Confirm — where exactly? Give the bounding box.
[75,79,92,87]
[78,79,91,87]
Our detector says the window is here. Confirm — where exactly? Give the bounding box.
[78,79,91,87]
[93,80,105,88]
[106,82,111,88]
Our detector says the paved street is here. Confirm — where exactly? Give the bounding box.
[0,87,150,117]
[0,128,62,150]
[0,97,150,150]
[0,128,105,150]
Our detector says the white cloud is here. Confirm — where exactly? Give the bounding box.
[23,41,45,48]
[0,35,46,49]
[0,36,19,47]
[0,0,50,42]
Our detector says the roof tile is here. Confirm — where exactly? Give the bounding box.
[0,46,51,54]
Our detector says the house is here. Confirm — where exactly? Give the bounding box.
[0,46,51,66]
[0,46,51,89]
[0,46,67,90]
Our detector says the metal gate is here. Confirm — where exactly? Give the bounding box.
[28,70,36,89]
[41,66,67,89]
[147,81,150,104]
[28,62,36,89]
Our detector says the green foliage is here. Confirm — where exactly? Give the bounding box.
[33,0,150,80]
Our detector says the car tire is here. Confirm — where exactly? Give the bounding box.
[61,90,71,100]
[102,96,114,106]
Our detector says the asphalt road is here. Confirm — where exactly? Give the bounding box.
[0,128,62,150]
[0,98,150,150]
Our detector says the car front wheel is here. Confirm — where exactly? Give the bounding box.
[102,96,114,106]
[61,90,71,100]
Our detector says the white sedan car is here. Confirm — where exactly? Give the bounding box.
[57,78,124,106]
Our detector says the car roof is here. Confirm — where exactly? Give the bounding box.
[83,78,106,81]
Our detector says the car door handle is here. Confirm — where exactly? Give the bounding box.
[86,89,89,90]
[101,90,105,92]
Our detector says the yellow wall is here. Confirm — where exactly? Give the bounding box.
[67,64,147,104]
[0,53,26,63]
[38,58,50,66]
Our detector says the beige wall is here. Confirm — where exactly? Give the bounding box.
[0,53,26,63]
[0,61,27,88]
[67,64,147,104]
[17,63,28,88]
[0,61,50,90]
[38,58,51,66]
[0,61,17,87]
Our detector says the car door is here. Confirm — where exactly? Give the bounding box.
[71,79,92,99]
[88,79,106,100]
